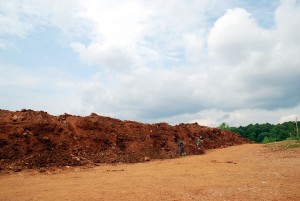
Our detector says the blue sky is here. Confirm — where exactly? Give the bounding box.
[1,0,300,127]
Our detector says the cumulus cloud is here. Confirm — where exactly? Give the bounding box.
[206,1,300,110]
[207,8,273,66]
[71,42,134,71]
[72,0,300,125]
[275,0,300,45]
[1,0,300,126]
[69,0,150,70]
[68,0,227,70]
[0,0,86,49]
[77,68,205,119]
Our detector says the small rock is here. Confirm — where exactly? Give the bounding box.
[13,167,22,172]
[39,168,46,173]
[144,156,151,162]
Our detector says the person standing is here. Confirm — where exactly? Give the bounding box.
[196,137,201,148]
[178,140,183,155]
[197,136,205,155]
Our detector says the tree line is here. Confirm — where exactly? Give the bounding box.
[218,121,299,143]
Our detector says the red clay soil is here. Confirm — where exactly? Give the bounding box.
[0,109,250,172]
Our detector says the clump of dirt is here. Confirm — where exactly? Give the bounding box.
[0,109,251,172]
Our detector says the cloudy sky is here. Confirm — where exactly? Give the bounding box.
[1,0,300,127]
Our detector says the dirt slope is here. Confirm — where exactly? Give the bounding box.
[0,109,250,171]
[1,143,299,201]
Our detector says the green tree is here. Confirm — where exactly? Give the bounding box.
[225,121,299,143]
[257,132,269,142]
[218,122,231,131]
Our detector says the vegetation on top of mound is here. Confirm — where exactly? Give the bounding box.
[218,121,299,143]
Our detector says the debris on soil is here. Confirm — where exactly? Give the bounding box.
[0,109,251,172]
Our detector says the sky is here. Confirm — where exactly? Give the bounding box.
[1,0,300,127]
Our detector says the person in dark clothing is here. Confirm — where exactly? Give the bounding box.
[178,140,183,155]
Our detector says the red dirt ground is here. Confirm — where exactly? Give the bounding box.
[0,109,250,172]
[1,143,299,201]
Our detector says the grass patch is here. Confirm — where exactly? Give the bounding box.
[263,140,300,151]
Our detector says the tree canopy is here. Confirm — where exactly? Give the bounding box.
[218,121,299,143]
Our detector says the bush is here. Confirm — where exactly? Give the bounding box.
[261,137,277,144]
[286,136,300,141]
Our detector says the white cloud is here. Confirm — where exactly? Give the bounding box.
[0,1,32,36]
[73,0,300,125]
[70,0,220,70]
[0,1,32,48]
[69,0,151,69]
[158,105,300,127]
[71,42,134,71]
[0,63,81,115]
[207,8,273,66]
[275,0,300,45]
[206,1,300,111]
[279,114,298,124]
[0,0,82,49]
[183,32,206,64]
[1,0,300,127]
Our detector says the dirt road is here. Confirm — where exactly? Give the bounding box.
[1,143,299,201]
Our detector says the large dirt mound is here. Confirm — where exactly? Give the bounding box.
[0,109,251,172]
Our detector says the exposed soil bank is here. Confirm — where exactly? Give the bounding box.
[0,109,250,171]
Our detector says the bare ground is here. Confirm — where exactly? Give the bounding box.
[1,142,299,201]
